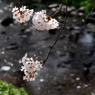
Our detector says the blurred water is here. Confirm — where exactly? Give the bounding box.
[0,1,95,95]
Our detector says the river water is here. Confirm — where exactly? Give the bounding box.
[0,1,95,95]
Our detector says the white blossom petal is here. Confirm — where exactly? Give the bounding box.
[21,53,42,81]
[32,10,59,30]
[12,6,34,23]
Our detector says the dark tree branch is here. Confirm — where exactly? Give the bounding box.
[51,0,65,18]
[43,0,68,66]
[82,0,95,22]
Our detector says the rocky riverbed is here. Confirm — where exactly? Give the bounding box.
[0,1,95,95]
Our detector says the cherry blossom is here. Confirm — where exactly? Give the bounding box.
[12,6,34,23]
[32,10,59,30]
[21,53,42,81]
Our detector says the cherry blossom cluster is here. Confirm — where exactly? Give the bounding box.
[21,53,42,81]
[12,6,59,30]
[12,6,34,23]
[12,6,59,81]
[32,10,59,30]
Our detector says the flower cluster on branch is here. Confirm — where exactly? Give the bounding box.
[21,53,42,81]
[12,6,59,30]
[32,10,59,30]
[11,0,94,81]
[12,6,34,23]
[12,5,59,81]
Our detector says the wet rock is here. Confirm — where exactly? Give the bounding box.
[89,12,95,17]
[57,64,61,68]
[40,79,44,82]
[85,17,95,24]
[78,6,86,13]
[6,43,19,50]
[83,62,93,68]
[6,46,18,50]
[59,53,66,57]
[78,12,84,17]
[48,3,58,8]
[82,48,94,56]
[57,86,62,91]
[0,66,11,71]
[76,77,80,81]
[51,8,56,12]
[87,31,92,33]
[59,35,66,39]
[79,33,94,56]
[64,60,71,64]
[10,43,17,46]
[69,51,75,57]
[23,29,32,36]
[58,16,63,20]
[83,62,93,76]
[48,29,57,35]
[60,5,75,15]
[69,33,79,43]
[67,26,80,31]
[1,17,13,26]
[92,69,95,75]
[1,31,6,35]
[57,63,65,68]
[77,86,81,89]
[19,34,28,38]
[67,6,76,13]
[70,11,77,16]
[6,36,11,40]
[83,67,90,76]
[19,29,32,38]
[67,27,74,30]
[58,19,64,24]
[74,26,80,30]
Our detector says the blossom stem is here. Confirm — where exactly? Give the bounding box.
[51,0,65,18]
[43,0,68,66]
[18,0,20,8]
[82,0,95,22]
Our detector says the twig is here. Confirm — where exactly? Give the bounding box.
[51,0,65,18]
[82,0,95,22]
[43,0,68,66]
[18,0,20,8]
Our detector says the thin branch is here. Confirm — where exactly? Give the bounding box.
[43,0,68,66]
[51,0,65,18]
[18,0,20,8]
[82,0,95,22]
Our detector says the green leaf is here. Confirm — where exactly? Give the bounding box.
[0,80,28,95]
